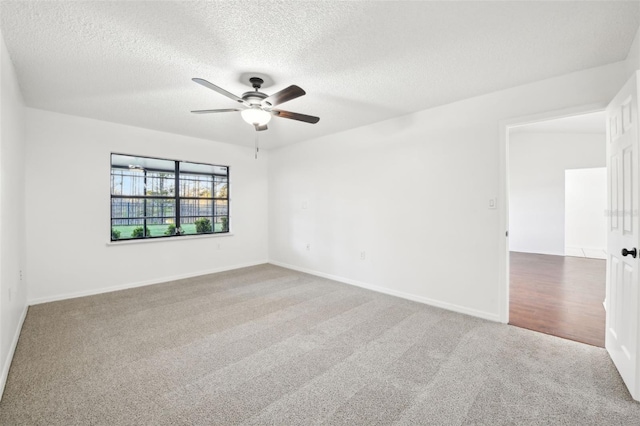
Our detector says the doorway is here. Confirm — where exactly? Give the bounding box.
[506,111,607,347]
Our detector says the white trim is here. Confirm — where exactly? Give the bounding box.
[106,232,234,246]
[510,249,566,257]
[565,246,607,251]
[0,305,27,402]
[28,260,268,305]
[269,260,501,323]
[498,102,608,324]
[498,117,509,324]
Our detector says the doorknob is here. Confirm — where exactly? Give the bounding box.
[622,248,638,258]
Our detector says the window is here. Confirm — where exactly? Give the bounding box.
[110,154,229,241]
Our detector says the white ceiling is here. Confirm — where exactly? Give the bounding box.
[510,111,606,134]
[1,1,638,149]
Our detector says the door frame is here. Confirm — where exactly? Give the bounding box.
[498,102,608,323]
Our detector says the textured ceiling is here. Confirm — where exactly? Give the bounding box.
[1,1,638,149]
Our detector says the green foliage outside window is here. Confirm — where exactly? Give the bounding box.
[132,226,150,238]
[165,223,176,236]
[195,218,212,233]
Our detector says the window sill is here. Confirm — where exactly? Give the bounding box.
[106,232,234,246]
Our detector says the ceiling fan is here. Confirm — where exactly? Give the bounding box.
[191,77,320,131]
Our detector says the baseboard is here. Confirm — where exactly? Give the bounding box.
[269,260,501,323]
[566,246,606,251]
[0,304,28,401]
[510,249,566,257]
[28,260,269,305]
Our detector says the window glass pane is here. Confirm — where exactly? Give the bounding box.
[111,198,176,240]
[214,177,228,198]
[111,220,176,240]
[111,198,145,221]
[214,216,229,232]
[214,200,228,216]
[180,217,196,235]
[180,161,227,176]
[179,217,213,235]
[146,199,176,224]
[145,172,175,196]
[180,199,212,217]
[111,220,134,240]
[111,169,145,196]
[111,154,174,172]
[180,173,213,198]
[110,219,146,240]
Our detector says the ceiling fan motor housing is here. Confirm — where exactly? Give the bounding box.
[242,90,268,106]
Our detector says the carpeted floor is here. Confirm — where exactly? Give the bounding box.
[1,264,639,425]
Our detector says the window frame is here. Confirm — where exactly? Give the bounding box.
[110,153,230,242]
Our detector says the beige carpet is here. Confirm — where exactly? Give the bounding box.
[1,264,639,425]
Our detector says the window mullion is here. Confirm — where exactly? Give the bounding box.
[175,161,180,233]
[211,173,215,232]
[143,170,148,237]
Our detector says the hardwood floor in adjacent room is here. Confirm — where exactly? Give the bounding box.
[509,251,606,347]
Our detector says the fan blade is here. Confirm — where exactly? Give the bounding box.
[191,108,241,114]
[272,109,320,124]
[263,85,306,107]
[192,78,246,105]
[254,124,268,132]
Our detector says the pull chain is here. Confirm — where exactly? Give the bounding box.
[255,131,259,159]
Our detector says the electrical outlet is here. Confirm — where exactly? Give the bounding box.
[19,270,23,281]
[360,251,366,260]
[306,243,311,251]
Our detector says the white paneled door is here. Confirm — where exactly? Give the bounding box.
[606,71,640,400]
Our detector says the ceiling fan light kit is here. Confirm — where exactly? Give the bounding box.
[191,76,320,133]
[241,108,271,126]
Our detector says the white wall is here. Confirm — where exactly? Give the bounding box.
[0,31,27,397]
[565,167,607,257]
[508,132,605,256]
[268,61,628,321]
[25,109,268,303]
